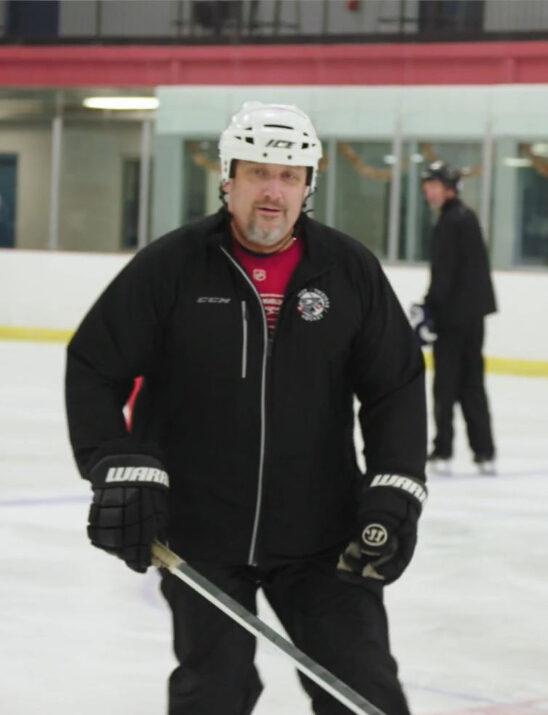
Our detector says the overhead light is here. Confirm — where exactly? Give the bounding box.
[410,153,424,163]
[383,154,396,165]
[504,157,532,168]
[83,96,159,111]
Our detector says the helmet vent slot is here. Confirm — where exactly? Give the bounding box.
[264,124,292,130]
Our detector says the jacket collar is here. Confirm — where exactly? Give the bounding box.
[211,207,336,290]
[441,197,462,213]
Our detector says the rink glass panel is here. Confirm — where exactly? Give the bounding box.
[307,153,327,225]
[333,141,392,259]
[2,106,546,270]
[398,141,483,262]
[182,140,223,224]
[514,142,548,266]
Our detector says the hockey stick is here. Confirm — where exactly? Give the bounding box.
[151,540,386,715]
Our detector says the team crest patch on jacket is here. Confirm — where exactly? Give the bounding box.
[297,288,330,321]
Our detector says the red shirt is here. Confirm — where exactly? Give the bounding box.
[233,236,304,333]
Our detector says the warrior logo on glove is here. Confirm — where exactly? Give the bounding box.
[361,523,388,547]
[338,473,427,585]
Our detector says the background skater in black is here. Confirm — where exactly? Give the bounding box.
[420,160,497,476]
[65,101,427,714]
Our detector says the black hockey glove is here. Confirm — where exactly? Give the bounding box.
[409,303,437,346]
[338,474,427,585]
[87,452,169,573]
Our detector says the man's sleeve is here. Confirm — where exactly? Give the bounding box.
[424,217,459,317]
[350,255,427,482]
[65,244,175,477]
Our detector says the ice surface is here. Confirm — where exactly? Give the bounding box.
[1,341,547,714]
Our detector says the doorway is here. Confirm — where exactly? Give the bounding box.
[0,154,17,248]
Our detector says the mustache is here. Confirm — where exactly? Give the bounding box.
[253,202,286,211]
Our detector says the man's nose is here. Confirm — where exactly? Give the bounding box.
[261,177,284,201]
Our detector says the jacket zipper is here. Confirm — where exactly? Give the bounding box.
[241,301,248,379]
[220,247,268,565]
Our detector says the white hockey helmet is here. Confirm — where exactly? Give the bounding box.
[219,101,323,193]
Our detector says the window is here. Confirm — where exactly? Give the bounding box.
[334,141,392,258]
[121,158,140,250]
[0,120,51,250]
[0,154,17,248]
[6,0,59,38]
[418,0,484,34]
[0,87,155,252]
[182,140,221,224]
[514,142,548,266]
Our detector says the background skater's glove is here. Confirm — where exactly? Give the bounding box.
[338,474,427,585]
[87,451,169,573]
[409,303,437,346]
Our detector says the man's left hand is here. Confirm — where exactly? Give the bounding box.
[337,474,427,585]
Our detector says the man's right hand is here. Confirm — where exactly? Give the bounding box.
[87,453,170,573]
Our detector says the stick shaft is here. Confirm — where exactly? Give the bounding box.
[152,541,385,715]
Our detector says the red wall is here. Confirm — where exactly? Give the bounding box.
[1,41,548,87]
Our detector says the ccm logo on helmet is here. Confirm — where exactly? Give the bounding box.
[265,139,294,149]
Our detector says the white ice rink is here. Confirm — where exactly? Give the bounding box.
[2,340,548,715]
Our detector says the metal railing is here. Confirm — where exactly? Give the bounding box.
[2,0,548,45]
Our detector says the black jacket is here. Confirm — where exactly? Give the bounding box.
[425,198,497,328]
[65,209,426,565]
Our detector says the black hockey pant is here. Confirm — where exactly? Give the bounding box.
[432,318,495,459]
[160,551,410,715]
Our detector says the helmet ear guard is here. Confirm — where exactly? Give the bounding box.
[219,101,323,193]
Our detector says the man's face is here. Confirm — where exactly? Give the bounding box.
[224,161,308,251]
[422,179,455,210]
